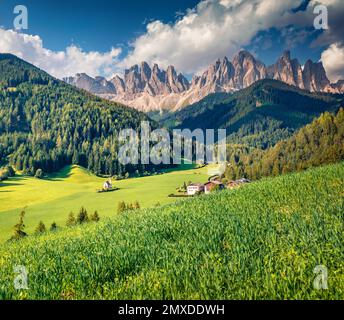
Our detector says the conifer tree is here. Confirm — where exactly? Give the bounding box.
[50,222,58,231]
[35,221,46,234]
[90,211,100,222]
[134,201,140,210]
[11,210,27,240]
[66,212,76,227]
[117,201,126,214]
[77,207,89,224]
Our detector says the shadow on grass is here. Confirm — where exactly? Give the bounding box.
[45,166,74,181]
[0,177,26,188]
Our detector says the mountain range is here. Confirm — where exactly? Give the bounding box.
[1,53,343,177]
[64,50,344,112]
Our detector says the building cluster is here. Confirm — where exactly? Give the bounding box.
[186,178,250,196]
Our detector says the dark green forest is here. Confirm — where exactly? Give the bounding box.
[167,80,343,149]
[224,108,344,181]
[0,54,161,177]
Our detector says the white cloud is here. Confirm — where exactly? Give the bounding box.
[321,43,344,83]
[0,28,121,79]
[120,0,308,73]
[310,0,344,47]
[1,0,344,81]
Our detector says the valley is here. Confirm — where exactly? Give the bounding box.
[1,0,344,304]
[0,52,343,301]
[0,163,211,243]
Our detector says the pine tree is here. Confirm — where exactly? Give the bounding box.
[50,222,58,231]
[35,221,46,234]
[66,212,76,227]
[117,201,126,214]
[183,182,187,191]
[7,166,15,176]
[11,210,27,240]
[90,211,100,222]
[272,161,280,176]
[134,201,140,209]
[77,207,89,224]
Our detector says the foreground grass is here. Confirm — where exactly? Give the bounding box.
[0,164,209,242]
[0,163,343,299]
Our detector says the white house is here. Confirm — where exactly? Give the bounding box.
[103,180,112,190]
[187,183,205,196]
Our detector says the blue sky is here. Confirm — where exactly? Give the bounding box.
[0,0,199,55]
[0,0,343,82]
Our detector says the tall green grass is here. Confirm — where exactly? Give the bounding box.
[0,163,343,300]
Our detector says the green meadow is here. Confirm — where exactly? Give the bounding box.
[0,164,211,243]
[0,163,343,299]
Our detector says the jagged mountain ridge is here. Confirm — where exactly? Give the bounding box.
[64,50,344,112]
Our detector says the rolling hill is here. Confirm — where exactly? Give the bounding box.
[165,79,344,148]
[0,162,343,299]
[0,163,211,243]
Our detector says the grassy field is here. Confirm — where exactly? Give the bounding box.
[0,163,343,299]
[0,164,211,243]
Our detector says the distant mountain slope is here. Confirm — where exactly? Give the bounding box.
[224,108,344,181]
[0,53,52,86]
[64,50,344,112]
[0,54,156,176]
[166,79,344,148]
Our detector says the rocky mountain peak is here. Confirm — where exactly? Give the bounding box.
[64,72,115,94]
[110,75,125,95]
[233,50,255,62]
[282,50,291,61]
[268,50,304,88]
[232,50,266,88]
[140,61,151,83]
[124,64,142,94]
[303,59,330,92]
[64,49,344,112]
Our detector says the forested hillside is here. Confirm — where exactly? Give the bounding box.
[0,54,157,176]
[167,80,343,149]
[224,108,344,180]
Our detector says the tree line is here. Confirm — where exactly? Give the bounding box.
[9,201,143,242]
[224,108,344,181]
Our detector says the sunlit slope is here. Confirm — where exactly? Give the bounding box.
[0,165,210,242]
[0,163,343,299]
